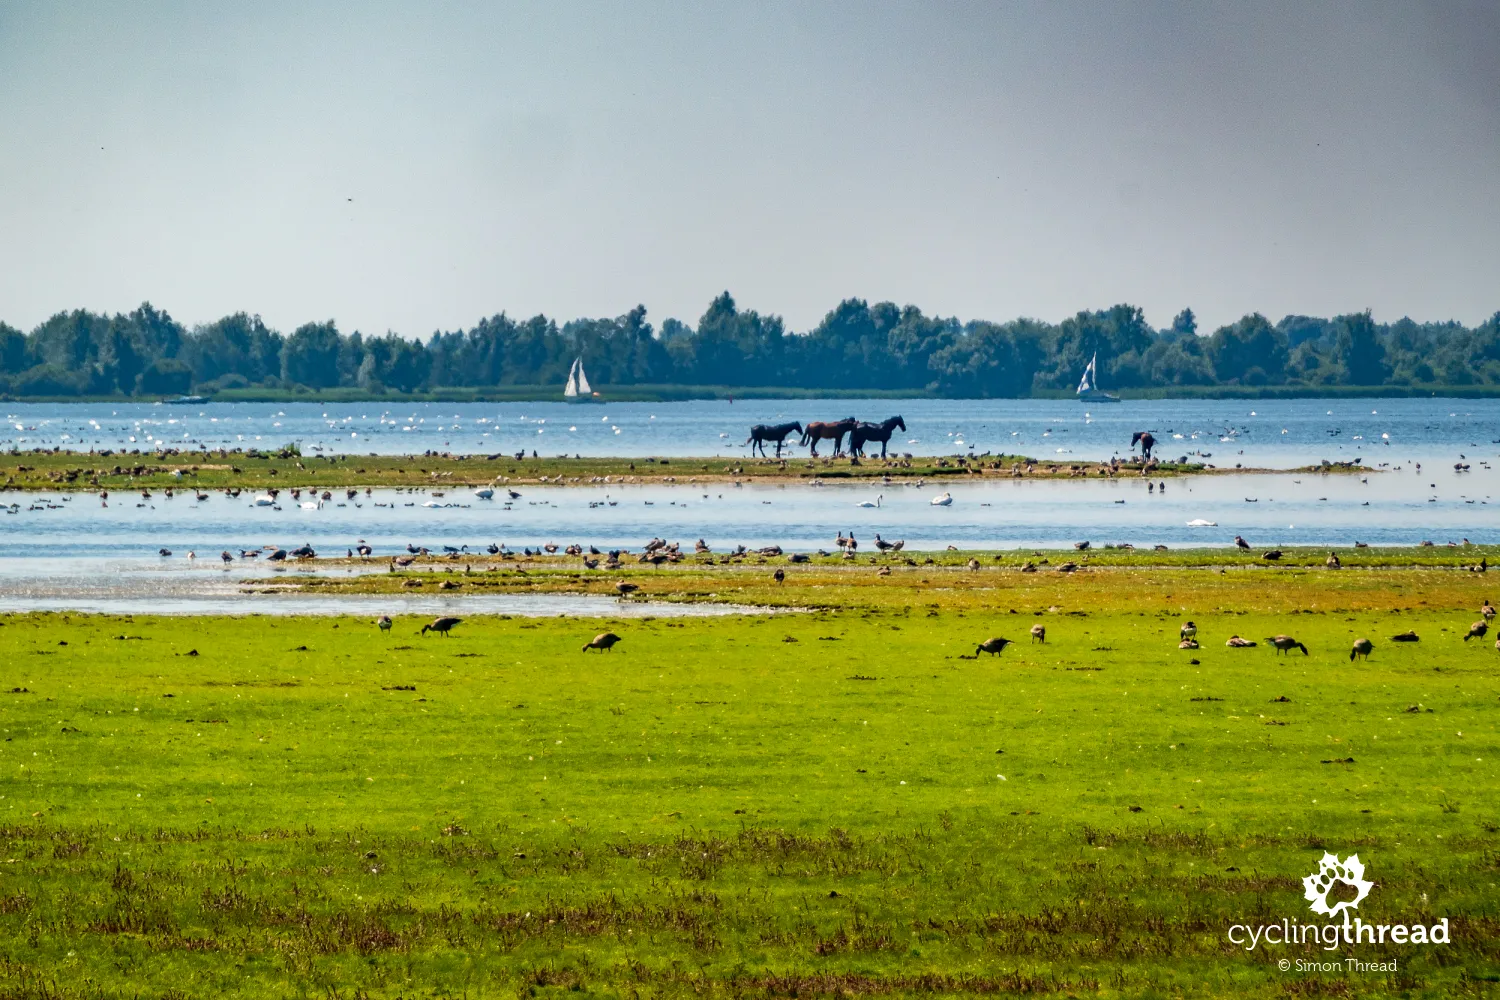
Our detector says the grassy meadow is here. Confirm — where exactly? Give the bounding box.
[2,448,1228,492]
[0,563,1497,997]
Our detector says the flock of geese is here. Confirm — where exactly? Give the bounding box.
[974,599,1499,662]
[375,613,621,653]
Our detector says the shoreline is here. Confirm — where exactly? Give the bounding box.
[0,448,1373,491]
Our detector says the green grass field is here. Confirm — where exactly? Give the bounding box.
[1,565,1497,997]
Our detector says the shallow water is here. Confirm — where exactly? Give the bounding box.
[2,467,1493,571]
[4,397,1498,468]
[0,561,758,617]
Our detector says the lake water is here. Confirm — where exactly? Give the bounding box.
[3,398,1495,612]
[3,397,1498,468]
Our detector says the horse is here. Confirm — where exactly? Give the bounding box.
[1131,431,1155,461]
[801,417,858,457]
[849,416,906,458]
[746,421,804,458]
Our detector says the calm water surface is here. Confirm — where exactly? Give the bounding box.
[3,397,1498,468]
[4,398,1496,611]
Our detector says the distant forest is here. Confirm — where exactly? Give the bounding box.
[2,294,1498,399]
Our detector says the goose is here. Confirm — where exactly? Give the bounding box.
[1326,550,1341,569]
[583,632,621,653]
[1180,621,1197,641]
[930,492,954,506]
[506,489,522,500]
[1482,599,1496,621]
[1266,635,1308,655]
[615,582,639,598]
[856,495,883,508]
[376,615,392,633]
[1464,620,1488,642]
[974,637,1012,656]
[1029,624,1046,643]
[1225,636,1257,647]
[1179,638,1200,649]
[1390,630,1419,642]
[1350,638,1373,661]
[421,617,462,637]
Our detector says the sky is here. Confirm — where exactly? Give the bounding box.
[1,1,1497,339]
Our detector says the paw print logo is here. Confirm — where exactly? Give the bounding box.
[1303,852,1373,917]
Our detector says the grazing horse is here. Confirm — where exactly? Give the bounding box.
[746,421,804,458]
[1131,431,1155,461]
[848,416,906,458]
[801,417,858,457]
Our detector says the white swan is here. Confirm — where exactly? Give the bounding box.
[473,488,495,500]
[253,495,275,507]
[1185,518,1217,527]
[856,494,883,508]
[930,492,954,506]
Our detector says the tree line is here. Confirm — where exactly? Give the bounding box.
[2,294,1498,398]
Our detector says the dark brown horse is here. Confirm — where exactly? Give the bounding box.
[1131,431,1155,461]
[801,417,858,457]
[849,416,906,458]
[746,421,803,458]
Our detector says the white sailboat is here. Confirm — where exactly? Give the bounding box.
[563,356,601,402]
[1076,352,1120,402]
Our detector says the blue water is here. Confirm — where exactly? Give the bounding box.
[3,398,1495,610]
[3,397,1497,469]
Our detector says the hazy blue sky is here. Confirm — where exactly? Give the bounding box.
[1,1,1496,337]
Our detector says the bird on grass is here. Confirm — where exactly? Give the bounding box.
[1030,624,1046,643]
[1179,638,1200,650]
[615,582,639,599]
[1326,551,1341,569]
[1350,638,1373,661]
[975,637,1013,656]
[1180,621,1197,641]
[583,632,621,653]
[773,568,785,585]
[1390,630,1419,642]
[1225,636,1257,647]
[421,616,462,637]
[1482,599,1496,621]
[1463,620,1488,642]
[1234,536,1250,551]
[1262,550,1283,561]
[1266,635,1308,655]
[376,615,392,633]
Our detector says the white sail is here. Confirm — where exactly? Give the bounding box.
[564,358,580,397]
[1076,353,1097,394]
[574,357,592,395]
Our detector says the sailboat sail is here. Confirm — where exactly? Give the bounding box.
[574,358,591,395]
[564,358,580,397]
[1076,353,1097,394]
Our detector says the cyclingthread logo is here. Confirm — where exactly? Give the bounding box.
[1302,852,1374,918]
